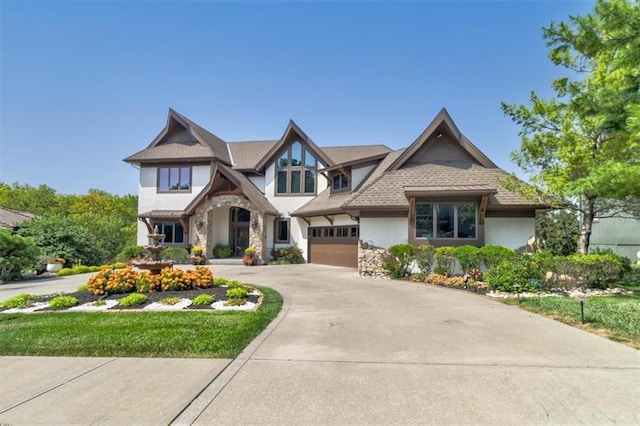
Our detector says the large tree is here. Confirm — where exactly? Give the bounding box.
[502,0,640,253]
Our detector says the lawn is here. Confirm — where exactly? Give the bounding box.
[504,294,640,349]
[0,286,282,358]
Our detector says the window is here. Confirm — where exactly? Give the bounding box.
[275,218,290,243]
[415,202,477,239]
[275,141,317,195]
[153,222,185,244]
[158,167,191,191]
[331,172,350,192]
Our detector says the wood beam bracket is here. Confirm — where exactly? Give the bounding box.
[301,217,311,226]
[479,195,490,225]
[349,215,360,223]
[324,215,334,225]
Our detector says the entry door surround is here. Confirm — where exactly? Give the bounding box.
[230,207,250,257]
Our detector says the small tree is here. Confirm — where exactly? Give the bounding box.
[0,229,40,281]
[535,210,579,255]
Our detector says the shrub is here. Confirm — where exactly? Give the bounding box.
[434,246,456,275]
[161,247,189,264]
[213,277,231,286]
[86,267,140,295]
[454,245,482,273]
[226,287,248,299]
[57,265,101,276]
[160,297,182,305]
[119,293,148,307]
[480,245,516,269]
[0,293,39,309]
[192,294,214,305]
[49,296,78,309]
[226,298,247,306]
[270,246,304,264]
[590,248,632,273]
[77,284,89,292]
[135,272,162,293]
[213,244,232,259]
[191,246,203,256]
[381,243,415,278]
[414,245,435,273]
[0,229,40,281]
[565,253,626,289]
[115,245,147,262]
[484,256,545,292]
[112,262,127,269]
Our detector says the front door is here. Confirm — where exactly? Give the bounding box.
[230,207,250,257]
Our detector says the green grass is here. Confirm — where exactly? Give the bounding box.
[504,295,640,349]
[0,286,282,358]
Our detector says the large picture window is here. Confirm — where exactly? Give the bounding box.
[152,222,185,244]
[158,166,191,192]
[415,202,477,239]
[276,141,317,195]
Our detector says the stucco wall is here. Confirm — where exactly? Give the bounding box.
[351,164,376,190]
[359,217,409,249]
[484,217,535,250]
[137,164,211,245]
[590,216,640,262]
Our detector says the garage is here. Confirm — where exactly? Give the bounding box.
[308,225,359,268]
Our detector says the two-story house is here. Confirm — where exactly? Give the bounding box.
[124,108,546,270]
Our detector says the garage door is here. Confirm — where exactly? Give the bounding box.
[308,225,359,268]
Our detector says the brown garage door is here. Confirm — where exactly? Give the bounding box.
[308,225,359,268]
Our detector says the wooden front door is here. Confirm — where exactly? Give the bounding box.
[229,207,251,257]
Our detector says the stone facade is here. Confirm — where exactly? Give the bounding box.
[193,194,267,261]
[357,240,388,278]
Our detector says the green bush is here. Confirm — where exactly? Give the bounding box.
[0,293,39,309]
[115,245,147,262]
[192,294,215,305]
[454,245,482,273]
[414,245,434,273]
[480,245,516,269]
[213,244,233,259]
[119,293,148,307]
[226,298,247,306]
[112,262,127,269]
[161,247,190,264]
[434,246,456,276]
[57,265,101,276]
[590,248,632,273]
[270,246,304,264]
[485,256,545,292]
[226,287,248,299]
[160,297,182,305]
[382,243,415,278]
[77,284,89,292]
[0,229,40,281]
[213,277,231,286]
[49,296,78,309]
[566,253,626,289]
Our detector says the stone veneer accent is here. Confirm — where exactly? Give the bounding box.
[193,195,266,262]
[357,240,388,278]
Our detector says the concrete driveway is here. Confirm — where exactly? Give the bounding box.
[1,264,638,425]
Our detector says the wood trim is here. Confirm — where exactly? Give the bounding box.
[479,195,489,225]
[323,215,334,225]
[178,217,189,238]
[300,217,311,226]
[485,209,536,218]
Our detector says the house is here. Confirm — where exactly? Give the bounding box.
[590,216,640,263]
[0,207,35,231]
[124,108,546,271]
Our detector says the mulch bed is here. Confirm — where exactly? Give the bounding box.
[2,286,260,312]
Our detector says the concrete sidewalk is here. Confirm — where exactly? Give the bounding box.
[1,264,639,425]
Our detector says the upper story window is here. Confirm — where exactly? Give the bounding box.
[331,171,350,192]
[276,141,317,196]
[158,166,191,192]
[415,202,477,239]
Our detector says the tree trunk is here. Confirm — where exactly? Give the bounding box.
[577,196,596,254]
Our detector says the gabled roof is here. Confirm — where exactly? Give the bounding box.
[387,108,497,171]
[184,162,278,216]
[123,109,231,165]
[254,120,334,171]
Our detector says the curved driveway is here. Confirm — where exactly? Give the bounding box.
[1,264,638,425]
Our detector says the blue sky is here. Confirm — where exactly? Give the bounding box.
[1,0,593,196]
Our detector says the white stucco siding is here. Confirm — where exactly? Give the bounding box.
[484,217,535,249]
[136,164,211,245]
[264,162,328,215]
[360,217,409,249]
[351,164,376,190]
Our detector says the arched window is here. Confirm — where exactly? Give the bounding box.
[276,141,317,195]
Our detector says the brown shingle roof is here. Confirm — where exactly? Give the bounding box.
[228,140,278,170]
[344,162,543,209]
[0,207,35,229]
[292,189,353,217]
[124,142,215,163]
[323,145,391,165]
